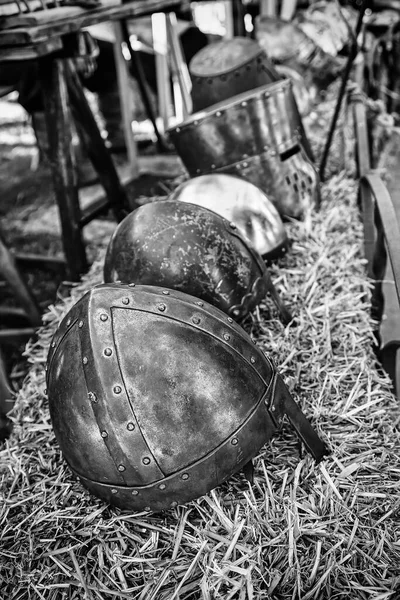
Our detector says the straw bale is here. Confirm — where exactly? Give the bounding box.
[1,92,400,600]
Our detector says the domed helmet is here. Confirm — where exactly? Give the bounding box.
[189,36,280,112]
[167,174,288,261]
[104,200,291,323]
[46,283,327,512]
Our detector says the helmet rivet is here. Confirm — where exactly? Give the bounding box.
[66,319,71,327]
[159,483,166,490]
[162,290,170,295]
[223,333,231,341]
[113,385,122,394]
[231,438,238,445]
[158,304,167,312]
[241,101,247,107]
[83,357,88,365]
[143,457,151,465]
[194,120,198,126]
[211,164,216,169]
[144,506,151,511]
[243,162,248,168]
[127,422,135,431]
[196,301,204,307]
[88,391,97,403]
[122,297,129,305]
[132,490,139,495]
[101,430,108,438]
[192,316,200,325]
[243,154,248,159]
[230,222,236,229]
[250,357,256,364]
[235,164,241,170]
[100,314,108,322]
[129,283,135,287]
[104,348,112,357]
[228,317,233,323]
[111,489,118,494]
[176,127,180,133]
[171,501,178,508]
[118,465,126,472]
[233,309,240,317]
[196,169,201,174]
[216,111,222,117]
[78,321,83,328]
[181,473,189,480]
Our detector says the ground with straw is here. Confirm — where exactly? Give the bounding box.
[1,93,400,600]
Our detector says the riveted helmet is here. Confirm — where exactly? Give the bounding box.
[104,200,291,322]
[46,284,327,512]
[167,174,288,261]
[167,80,318,219]
[189,36,280,112]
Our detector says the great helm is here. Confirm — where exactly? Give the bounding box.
[167,174,288,261]
[167,79,319,219]
[46,283,327,512]
[189,36,280,112]
[103,200,291,322]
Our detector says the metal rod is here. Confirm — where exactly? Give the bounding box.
[319,0,369,185]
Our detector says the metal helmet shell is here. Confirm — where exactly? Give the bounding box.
[104,200,272,321]
[167,174,288,261]
[167,80,319,219]
[46,283,326,512]
[189,36,280,112]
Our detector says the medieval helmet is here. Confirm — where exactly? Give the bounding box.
[189,36,280,112]
[46,283,327,512]
[167,79,319,219]
[167,174,289,261]
[103,200,291,323]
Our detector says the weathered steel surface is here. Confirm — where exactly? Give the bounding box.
[167,174,288,261]
[46,283,327,511]
[167,80,319,219]
[189,36,280,112]
[104,200,274,321]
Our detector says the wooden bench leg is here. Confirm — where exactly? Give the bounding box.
[65,59,129,224]
[38,56,88,282]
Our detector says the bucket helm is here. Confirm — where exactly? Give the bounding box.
[189,36,280,112]
[167,174,288,261]
[46,283,327,512]
[104,200,291,323]
[167,80,318,219]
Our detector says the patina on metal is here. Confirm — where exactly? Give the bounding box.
[167,80,319,219]
[46,283,327,512]
[103,200,291,323]
[189,36,280,112]
[167,174,289,261]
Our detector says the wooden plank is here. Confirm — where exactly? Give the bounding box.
[0,36,61,59]
[112,20,139,178]
[0,0,181,47]
[1,1,120,29]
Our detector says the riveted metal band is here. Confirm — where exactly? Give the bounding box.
[81,290,165,486]
[93,284,275,388]
[73,378,278,512]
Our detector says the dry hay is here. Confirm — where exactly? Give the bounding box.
[1,170,400,599]
[2,89,400,599]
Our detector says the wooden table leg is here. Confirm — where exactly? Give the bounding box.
[38,56,88,282]
[66,59,129,223]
